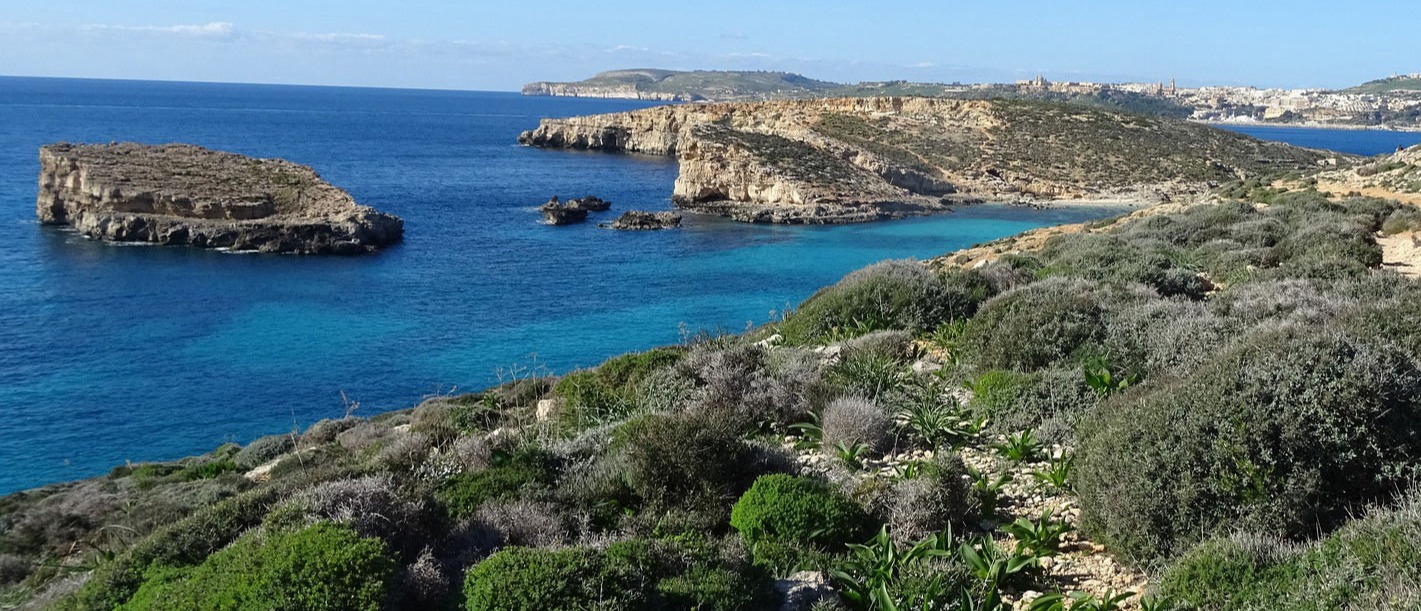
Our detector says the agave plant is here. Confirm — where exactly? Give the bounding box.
[1030,453,1074,491]
[830,526,957,611]
[968,467,1013,518]
[959,537,1035,592]
[789,412,825,450]
[991,430,1042,462]
[1027,590,1136,611]
[1000,510,1074,558]
[835,441,872,470]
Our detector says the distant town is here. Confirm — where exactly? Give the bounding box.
[1009,73,1421,128]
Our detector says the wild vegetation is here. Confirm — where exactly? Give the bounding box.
[4,189,1421,610]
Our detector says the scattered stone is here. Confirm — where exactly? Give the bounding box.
[754,333,784,348]
[535,398,561,422]
[606,210,682,230]
[774,571,834,611]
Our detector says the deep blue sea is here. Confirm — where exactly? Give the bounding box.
[1218,124,1421,157]
[1,78,1417,494]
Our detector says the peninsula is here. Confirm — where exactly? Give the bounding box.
[520,97,1336,223]
[522,69,839,101]
[36,143,404,254]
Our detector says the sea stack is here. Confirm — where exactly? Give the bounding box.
[36,142,404,254]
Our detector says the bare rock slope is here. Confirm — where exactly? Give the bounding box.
[37,143,404,254]
[520,97,1337,223]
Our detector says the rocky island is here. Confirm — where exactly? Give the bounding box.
[36,143,404,254]
[520,97,1338,223]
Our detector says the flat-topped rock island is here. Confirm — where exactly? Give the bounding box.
[37,142,404,254]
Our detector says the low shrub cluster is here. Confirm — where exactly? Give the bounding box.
[435,448,555,519]
[1158,494,1421,610]
[778,260,989,344]
[462,536,775,611]
[731,474,872,553]
[120,522,395,611]
[1076,329,1421,564]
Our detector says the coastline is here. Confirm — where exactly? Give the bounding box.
[1197,118,1421,133]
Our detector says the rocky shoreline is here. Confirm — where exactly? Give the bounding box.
[36,143,404,254]
[520,97,1336,224]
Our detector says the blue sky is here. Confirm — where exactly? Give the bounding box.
[1,1,1417,91]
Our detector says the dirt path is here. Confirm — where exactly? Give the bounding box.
[1378,231,1421,279]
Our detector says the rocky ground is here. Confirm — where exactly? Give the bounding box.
[776,339,1150,610]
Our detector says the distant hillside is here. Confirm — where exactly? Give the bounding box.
[519,97,1335,223]
[524,70,1194,119]
[1341,74,1421,94]
[522,69,840,101]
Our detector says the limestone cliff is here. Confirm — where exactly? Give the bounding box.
[37,143,404,254]
[519,97,1338,223]
[521,82,691,101]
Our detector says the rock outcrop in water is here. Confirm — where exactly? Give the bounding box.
[607,210,682,230]
[36,143,404,254]
[518,97,1338,224]
[539,195,614,225]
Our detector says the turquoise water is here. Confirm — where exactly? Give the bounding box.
[0,78,1378,494]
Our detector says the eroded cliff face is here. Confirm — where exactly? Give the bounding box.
[519,97,1336,223]
[37,143,404,254]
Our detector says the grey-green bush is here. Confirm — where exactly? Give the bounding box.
[963,277,1108,371]
[778,259,980,344]
[820,396,895,455]
[234,434,295,471]
[1076,328,1421,564]
[1159,493,1421,610]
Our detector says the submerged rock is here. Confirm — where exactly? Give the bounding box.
[607,210,682,230]
[36,142,403,254]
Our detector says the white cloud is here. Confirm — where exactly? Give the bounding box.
[82,21,239,40]
[907,61,936,69]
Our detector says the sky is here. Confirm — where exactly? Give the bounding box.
[0,1,1418,91]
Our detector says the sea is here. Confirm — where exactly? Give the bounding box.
[1,77,1418,494]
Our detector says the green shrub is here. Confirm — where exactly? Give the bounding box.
[969,367,1097,437]
[779,260,982,344]
[827,351,908,399]
[1076,329,1421,564]
[553,370,629,430]
[731,475,872,551]
[120,522,395,611]
[614,412,767,516]
[554,348,687,432]
[463,537,775,611]
[463,546,647,611]
[1038,233,1204,298]
[435,448,554,519]
[58,483,295,611]
[1381,205,1421,235]
[963,277,1107,371]
[234,434,295,471]
[1159,494,1421,610]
